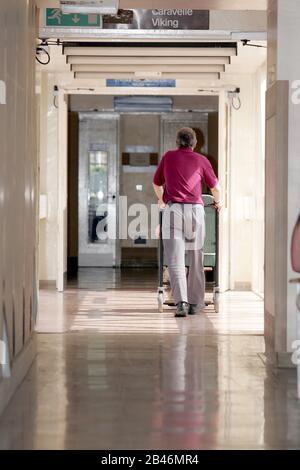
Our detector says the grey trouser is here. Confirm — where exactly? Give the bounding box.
[162,203,205,306]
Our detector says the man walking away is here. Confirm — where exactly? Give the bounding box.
[153,127,221,318]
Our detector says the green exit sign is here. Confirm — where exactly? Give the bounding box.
[45,8,103,27]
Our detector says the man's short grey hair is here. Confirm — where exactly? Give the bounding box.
[176,127,197,148]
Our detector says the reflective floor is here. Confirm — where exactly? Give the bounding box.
[0,269,299,450]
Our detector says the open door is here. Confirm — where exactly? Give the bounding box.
[78,112,119,267]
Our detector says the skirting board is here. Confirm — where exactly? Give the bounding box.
[39,280,56,289]
[0,333,37,417]
[234,282,252,291]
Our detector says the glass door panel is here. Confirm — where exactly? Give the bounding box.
[88,149,108,244]
[79,113,119,267]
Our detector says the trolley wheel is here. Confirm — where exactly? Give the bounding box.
[213,289,220,313]
[158,291,164,313]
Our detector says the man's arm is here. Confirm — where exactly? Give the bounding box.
[202,158,222,211]
[153,183,166,209]
[210,182,222,211]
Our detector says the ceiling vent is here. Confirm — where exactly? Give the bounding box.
[60,0,119,15]
[114,96,173,113]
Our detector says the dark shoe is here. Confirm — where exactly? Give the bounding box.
[188,304,205,315]
[175,302,189,318]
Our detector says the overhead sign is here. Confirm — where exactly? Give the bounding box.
[103,9,210,30]
[45,8,102,27]
[44,8,209,30]
[106,79,176,88]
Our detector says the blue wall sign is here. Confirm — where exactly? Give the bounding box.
[106,79,176,88]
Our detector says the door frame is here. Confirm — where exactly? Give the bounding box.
[57,93,122,291]
[57,90,68,292]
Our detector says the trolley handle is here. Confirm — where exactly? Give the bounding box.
[205,203,219,209]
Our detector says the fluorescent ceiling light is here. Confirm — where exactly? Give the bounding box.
[71,64,225,72]
[135,71,162,78]
[67,56,231,65]
[64,46,237,57]
[74,72,221,80]
[114,96,173,113]
[60,1,119,15]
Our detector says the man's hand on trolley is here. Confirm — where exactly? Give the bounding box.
[158,198,166,210]
[211,183,222,212]
[213,199,223,212]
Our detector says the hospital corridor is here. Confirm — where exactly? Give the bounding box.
[1,0,300,453]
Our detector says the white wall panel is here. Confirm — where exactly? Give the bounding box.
[0,0,38,414]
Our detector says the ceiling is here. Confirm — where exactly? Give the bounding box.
[35,0,267,10]
[63,42,238,81]
[41,39,266,85]
[36,1,267,87]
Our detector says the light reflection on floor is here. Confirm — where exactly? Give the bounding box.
[37,288,264,335]
[1,269,299,450]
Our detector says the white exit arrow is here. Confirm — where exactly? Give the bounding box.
[72,14,80,24]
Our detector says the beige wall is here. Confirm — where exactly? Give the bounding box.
[252,63,266,296]
[39,73,59,283]
[219,72,266,292]
[0,0,38,415]
[265,81,289,355]
[265,0,300,363]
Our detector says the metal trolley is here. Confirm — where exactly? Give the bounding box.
[157,195,220,313]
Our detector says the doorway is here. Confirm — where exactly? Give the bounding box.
[66,95,219,276]
[120,112,160,267]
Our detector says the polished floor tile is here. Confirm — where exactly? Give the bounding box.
[0,269,299,449]
[37,269,264,335]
